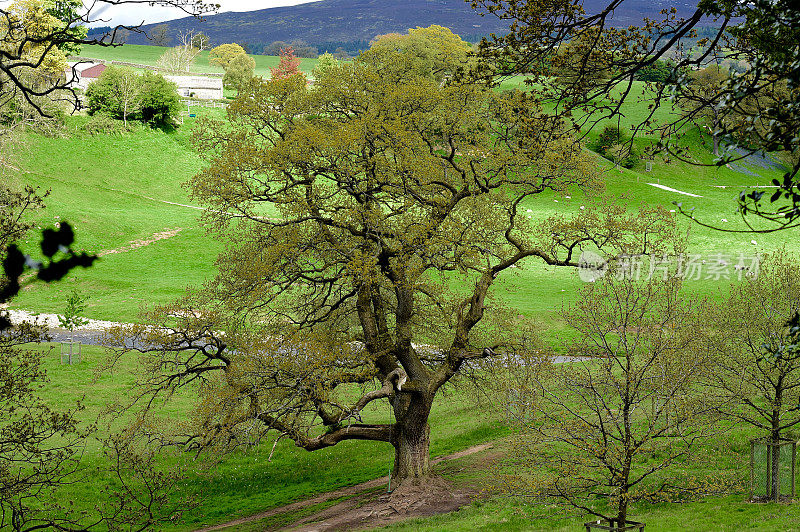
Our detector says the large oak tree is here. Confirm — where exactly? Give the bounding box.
[109,42,677,488]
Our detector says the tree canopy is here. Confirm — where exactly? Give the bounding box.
[209,42,248,70]
[222,52,255,93]
[369,25,472,83]
[110,39,677,488]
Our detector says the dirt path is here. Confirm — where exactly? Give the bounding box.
[99,227,182,256]
[195,443,494,532]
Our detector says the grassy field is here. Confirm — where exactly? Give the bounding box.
[7,66,800,529]
[74,43,320,78]
[36,341,800,531]
[35,343,505,530]
[11,113,222,321]
[386,495,800,531]
[10,82,793,330]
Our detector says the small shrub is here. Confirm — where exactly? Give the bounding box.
[595,125,625,155]
[607,143,640,169]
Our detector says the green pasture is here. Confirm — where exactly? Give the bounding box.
[74,43,320,78]
[35,341,800,531]
[385,495,800,531]
[10,83,795,325]
[34,343,504,530]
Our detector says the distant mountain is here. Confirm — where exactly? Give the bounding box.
[119,0,706,53]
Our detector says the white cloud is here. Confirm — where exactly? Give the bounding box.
[91,0,318,26]
[0,1,318,27]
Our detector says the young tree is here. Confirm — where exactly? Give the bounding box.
[107,45,678,491]
[222,52,255,93]
[149,23,170,47]
[507,272,716,529]
[706,249,800,502]
[58,288,89,332]
[269,46,301,80]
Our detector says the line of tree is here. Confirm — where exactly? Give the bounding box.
[263,40,319,58]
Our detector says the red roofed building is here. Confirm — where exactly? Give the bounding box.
[65,62,107,90]
[80,63,106,80]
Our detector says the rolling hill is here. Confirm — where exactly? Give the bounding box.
[113,0,706,52]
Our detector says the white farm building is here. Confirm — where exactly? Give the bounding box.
[163,75,223,100]
[65,61,224,101]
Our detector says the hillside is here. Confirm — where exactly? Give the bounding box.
[114,0,704,51]
[9,79,794,325]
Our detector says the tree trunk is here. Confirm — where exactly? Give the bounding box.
[390,393,432,487]
[770,436,781,502]
[770,421,781,502]
[392,422,431,482]
[616,494,628,531]
[770,390,783,502]
[712,111,720,157]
